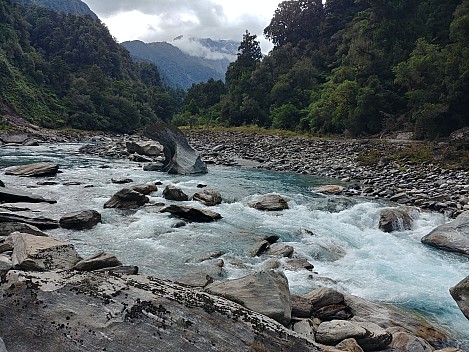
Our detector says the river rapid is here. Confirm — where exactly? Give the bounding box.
[1,143,468,347]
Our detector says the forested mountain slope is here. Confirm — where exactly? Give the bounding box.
[12,0,97,19]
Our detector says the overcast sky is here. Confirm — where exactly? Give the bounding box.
[81,0,281,53]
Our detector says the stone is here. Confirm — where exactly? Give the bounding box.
[0,133,29,144]
[193,188,222,206]
[205,270,292,325]
[93,265,139,275]
[385,327,433,352]
[248,194,289,211]
[0,212,59,230]
[0,254,13,272]
[293,319,316,341]
[132,183,158,195]
[0,186,56,204]
[315,320,367,345]
[265,243,294,257]
[0,222,48,237]
[163,185,189,201]
[144,123,207,175]
[74,252,122,271]
[128,154,153,162]
[449,275,469,320]
[143,162,164,171]
[111,177,133,184]
[160,205,222,222]
[336,338,364,352]
[421,211,469,256]
[9,232,82,271]
[354,322,392,351]
[126,140,163,156]
[285,258,314,271]
[316,185,344,195]
[315,304,352,321]
[291,295,313,318]
[249,239,270,257]
[0,180,4,187]
[4,162,59,177]
[302,288,345,311]
[0,270,319,352]
[103,188,149,209]
[59,210,102,230]
[379,208,415,233]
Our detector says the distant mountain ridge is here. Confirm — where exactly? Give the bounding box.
[12,0,98,19]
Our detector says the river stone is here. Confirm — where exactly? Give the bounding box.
[335,338,364,352]
[0,212,59,230]
[316,185,344,195]
[248,194,289,211]
[0,133,29,144]
[0,186,56,204]
[265,243,294,257]
[144,123,207,175]
[9,232,82,271]
[74,252,122,271]
[142,162,164,171]
[59,210,102,230]
[293,319,316,341]
[193,188,222,206]
[126,140,163,156]
[302,287,345,311]
[0,222,48,237]
[449,275,469,320]
[315,320,367,345]
[111,177,133,184]
[385,327,433,352]
[4,162,59,177]
[421,211,469,256]
[160,204,222,222]
[132,183,158,195]
[103,188,149,209]
[128,153,153,163]
[379,208,414,232]
[205,270,292,325]
[353,321,392,351]
[0,270,319,352]
[249,239,270,257]
[291,295,313,318]
[163,185,189,201]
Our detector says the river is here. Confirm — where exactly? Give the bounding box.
[1,143,468,347]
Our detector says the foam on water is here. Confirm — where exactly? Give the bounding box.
[1,143,468,345]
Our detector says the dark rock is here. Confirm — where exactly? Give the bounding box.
[74,252,122,271]
[315,304,352,321]
[143,162,164,171]
[379,208,415,233]
[132,183,158,195]
[0,212,59,230]
[163,185,189,201]
[449,275,469,320]
[93,265,139,275]
[0,180,4,187]
[160,205,222,222]
[302,287,345,311]
[4,162,59,177]
[0,222,48,237]
[128,154,153,162]
[104,188,149,209]
[0,186,56,204]
[291,295,313,318]
[126,140,163,156]
[248,194,289,211]
[249,240,270,257]
[285,258,314,271]
[193,188,222,206]
[111,178,133,184]
[59,210,102,230]
[385,327,433,352]
[144,123,207,175]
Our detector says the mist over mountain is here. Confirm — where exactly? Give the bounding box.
[12,0,98,19]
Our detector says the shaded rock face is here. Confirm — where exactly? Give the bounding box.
[144,123,207,175]
[4,162,59,177]
[421,211,469,256]
[0,270,320,352]
[103,188,149,209]
[163,185,189,201]
[379,208,415,233]
[0,186,56,204]
[0,222,48,237]
[248,194,289,211]
[205,270,292,326]
[160,205,222,223]
[0,212,59,230]
[193,188,222,206]
[59,210,102,230]
[449,275,469,320]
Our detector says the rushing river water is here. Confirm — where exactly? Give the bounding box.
[1,143,468,347]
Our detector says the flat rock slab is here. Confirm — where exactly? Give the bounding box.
[0,222,48,237]
[0,212,59,230]
[160,205,222,222]
[4,162,59,177]
[248,194,289,211]
[449,275,469,320]
[0,187,56,204]
[59,210,102,230]
[0,270,320,352]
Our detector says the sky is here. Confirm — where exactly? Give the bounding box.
[81,0,281,55]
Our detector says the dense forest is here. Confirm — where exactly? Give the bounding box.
[179,0,469,139]
[0,0,180,133]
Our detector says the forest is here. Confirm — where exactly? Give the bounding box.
[179,0,469,139]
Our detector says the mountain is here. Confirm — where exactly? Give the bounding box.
[122,39,236,90]
[11,0,97,19]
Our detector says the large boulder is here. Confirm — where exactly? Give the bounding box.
[449,275,469,320]
[248,194,289,211]
[0,212,59,230]
[126,140,163,156]
[73,252,122,272]
[4,162,59,177]
[163,185,189,201]
[421,211,469,256]
[0,186,56,204]
[205,270,292,325]
[0,270,320,352]
[379,208,415,233]
[132,183,158,195]
[0,222,48,237]
[144,123,207,175]
[160,205,222,223]
[59,210,102,230]
[8,232,82,271]
[103,188,149,209]
[193,188,222,206]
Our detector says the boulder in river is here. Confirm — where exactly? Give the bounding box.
[205,270,292,326]
[193,188,222,206]
[126,140,163,156]
[4,162,59,177]
[421,211,469,256]
[315,185,345,195]
[248,194,289,211]
[132,183,158,195]
[104,188,149,209]
[0,186,56,204]
[142,162,164,171]
[449,275,469,320]
[0,212,59,230]
[160,204,222,222]
[163,185,189,201]
[0,222,48,237]
[379,207,415,233]
[144,123,207,175]
[73,252,122,271]
[59,210,102,230]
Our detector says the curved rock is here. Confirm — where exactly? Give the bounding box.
[248,194,289,211]
[0,187,56,204]
[449,275,469,320]
[160,205,222,223]
[59,210,102,230]
[104,188,149,209]
[4,162,59,177]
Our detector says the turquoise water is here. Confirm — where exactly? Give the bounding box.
[1,143,468,347]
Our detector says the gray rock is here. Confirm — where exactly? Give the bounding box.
[449,275,469,320]
[0,212,59,230]
[59,210,102,230]
[163,185,189,201]
[93,265,139,275]
[384,327,433,352]
[0,186,56,204]
[265,243,294,258]
[249,239,270,257]
[104,188,149,209]
[335,338,364,352]
[354,322,392,351]
[74,252,122,271]
[160,205,222,223]
[132,183,158,195]
[248,194,289,211]
[0,133,29,144]
[379,208,415,233]
[0,254,13,272]
[128,153,153,162]
[315,320,367,345]
[0,270,319,352]
[316,185,344,195]
[0,222,48,237]
[111,177,133,184]
[143,162,164,171]
[293,319,316,341]
[205,270,292,325]
[144,123,207,175]
[302,288,345,311]
[126,140,163,156]
[285,258,314,271]
[421,211,469,256]
[9,232,82,271]
[4,162,59,177]
[193,188,222,206]
[291,295,313,318]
